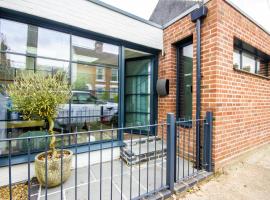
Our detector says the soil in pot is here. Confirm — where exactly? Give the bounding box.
[35,149,73,188]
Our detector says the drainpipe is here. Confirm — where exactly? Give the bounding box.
[191,3,208,169]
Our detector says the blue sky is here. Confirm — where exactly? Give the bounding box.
[100,0,270,32]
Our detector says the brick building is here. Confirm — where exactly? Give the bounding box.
[154,0,270,169]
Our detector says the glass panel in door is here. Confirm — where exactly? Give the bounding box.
[125,58,151,128]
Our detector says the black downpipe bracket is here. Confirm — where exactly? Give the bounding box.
[191,5,208,169]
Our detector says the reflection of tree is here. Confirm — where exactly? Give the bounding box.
[72,73,91,90]
[101,91,110,101]
[0,38,13,82]
[113,95,118,103]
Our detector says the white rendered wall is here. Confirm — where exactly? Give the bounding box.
[0,0,163,50]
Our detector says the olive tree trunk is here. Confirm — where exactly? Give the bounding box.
[48,117,57,157]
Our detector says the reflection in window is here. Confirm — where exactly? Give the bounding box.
[0,19,28,53]
[233,49,241,69]
[37,27,70,60]
[125,50,152,127]
[110,87,118,101]
[96,67,105,81]
[242,52,256,73]
[36,58,69,75]
[111,68,118,82]
[0,18,120,157]
[0,53,35,84]
[95,84,105,99]
[71,35,118,66]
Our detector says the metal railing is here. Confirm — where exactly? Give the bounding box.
[166,112,213,192]
[0,112,213,200]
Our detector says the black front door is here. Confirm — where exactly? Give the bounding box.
[177,43,193,120]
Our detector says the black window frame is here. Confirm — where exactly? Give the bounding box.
[233,38,270,77]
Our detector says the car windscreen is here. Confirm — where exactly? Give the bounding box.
[71,93,97,104]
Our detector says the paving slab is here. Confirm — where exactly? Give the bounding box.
[38,156,197,200]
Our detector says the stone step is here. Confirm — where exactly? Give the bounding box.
[121,137,167,166]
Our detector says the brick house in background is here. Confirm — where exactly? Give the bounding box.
[151,0,270,169]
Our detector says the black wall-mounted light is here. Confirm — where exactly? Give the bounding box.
[156,79,169,96]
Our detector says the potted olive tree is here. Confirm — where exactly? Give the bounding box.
[7,72,72,187]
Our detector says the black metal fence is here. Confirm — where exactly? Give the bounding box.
[166,112,213,193]
[0,112,213,200]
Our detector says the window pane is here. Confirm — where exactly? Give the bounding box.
[111,68,118,82]
[183,44,193,58]
[36,58,69,75]
[96,67,105,81]
[233,49,241,69]
[0,53,38,156]
[0,19,28,53]
[257,59,269,77]
[242,52,256,73]
[0,53,34,84]
[66,61,119,144]
[37,27,70,60]
[70,36,120,142]
[126,59,151,76]
[71,35,118,66]
[125,53,152,128]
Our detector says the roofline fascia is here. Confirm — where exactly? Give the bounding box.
[87,0,163,29]
[225,0,270,36]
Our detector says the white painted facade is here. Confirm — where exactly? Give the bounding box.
[0,0,163,50]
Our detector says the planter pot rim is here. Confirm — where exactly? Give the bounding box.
[35,149,73,162]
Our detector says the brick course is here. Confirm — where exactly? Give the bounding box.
[158,0,270,170]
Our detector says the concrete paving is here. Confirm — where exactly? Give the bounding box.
[37,157,195,200]
[171,143,270,200]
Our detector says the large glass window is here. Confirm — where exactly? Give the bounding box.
[0,18,120,156]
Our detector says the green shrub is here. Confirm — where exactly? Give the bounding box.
[7,72,71,157]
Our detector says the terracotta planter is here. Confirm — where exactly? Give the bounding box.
[35,150,73,188]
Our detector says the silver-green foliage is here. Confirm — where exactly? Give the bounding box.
[7,72,71,156]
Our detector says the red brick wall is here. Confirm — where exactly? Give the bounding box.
[158,0,270,170]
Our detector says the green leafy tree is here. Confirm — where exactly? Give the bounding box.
[7,72,71,157]
[72,73,89,90]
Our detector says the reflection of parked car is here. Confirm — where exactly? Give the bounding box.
[57,91,118,127]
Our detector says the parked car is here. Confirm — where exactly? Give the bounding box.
[56,91,118,127]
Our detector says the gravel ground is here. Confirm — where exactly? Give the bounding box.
[0,183,28,200]
[170,143,270,200]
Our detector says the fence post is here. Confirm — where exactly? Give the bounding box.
[203,111,213,172]
[166,113,176,192]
